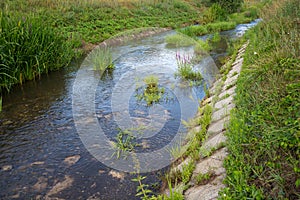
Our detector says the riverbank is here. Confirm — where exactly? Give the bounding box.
[163,0,299,199]
[1,0,261,96]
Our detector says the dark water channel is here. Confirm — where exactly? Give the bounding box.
[0,20,260,199]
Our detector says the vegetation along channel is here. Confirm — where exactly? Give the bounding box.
[0,0,299,199]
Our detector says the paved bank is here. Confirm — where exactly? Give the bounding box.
[184,41,249,200]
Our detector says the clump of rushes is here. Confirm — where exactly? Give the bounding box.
[90,47,114,72]
[175,53,203,83]
[165,33,197,47]
[136,75,165,106]
[0,12,73,93]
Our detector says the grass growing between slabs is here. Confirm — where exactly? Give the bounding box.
[221,0,300,199]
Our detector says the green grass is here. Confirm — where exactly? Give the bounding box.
[1,0,203,95]
[165,33,197,47]
[3,0,202,45]
[136,75,165,106]
[220,0,300,199]
[88,47,114,72]
[178,21,237,38]
[0,12,73,93]
[175,52,203,84]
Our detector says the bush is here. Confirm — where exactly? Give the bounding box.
[202,3,227,23]
[210,0,243,14]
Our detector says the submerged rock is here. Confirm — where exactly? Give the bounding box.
[2,165,12,171]
[63,155,80,166]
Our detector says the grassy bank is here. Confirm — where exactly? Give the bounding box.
[3,0,202,45]
[1,0,204,94]
[178,1,261,37]
[221,0,300,199]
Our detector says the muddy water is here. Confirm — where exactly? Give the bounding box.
[0,20,260,199]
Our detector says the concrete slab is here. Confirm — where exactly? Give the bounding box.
[214,96,233,110]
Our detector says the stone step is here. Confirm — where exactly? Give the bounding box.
[214,96,234,110]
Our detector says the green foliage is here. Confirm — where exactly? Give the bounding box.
[89,47,114,72]
[210,0,244,14]
[0,12,73,93]
[136,75,165,106]
[178,21,236,37]
[112,129,138,159]
[132,175,155,200]
[211,32,221,43]
[181,161,195,184]
[221,0,300,199]
[3,0,202,44]
[202,3,227,23]
[195,172,213,185]
[165,33,197,47]
[175,53,203,84]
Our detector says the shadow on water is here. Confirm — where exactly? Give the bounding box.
[0,19,260,200]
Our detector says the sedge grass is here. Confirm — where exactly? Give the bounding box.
[0,12,73,93]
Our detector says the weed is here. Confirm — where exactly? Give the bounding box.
[175,53,203,84]
[132,175,155,200]
[0,11,73,93]
[136,75,165,106]
[112,129,139,159]
[195,171,213,185]
[181,160,195,184]
[211,32,221,43]
[165,33,197,47]
[89,47,114,72]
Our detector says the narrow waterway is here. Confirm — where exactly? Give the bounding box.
[0,20,260,199]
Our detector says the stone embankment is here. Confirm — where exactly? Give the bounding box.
[184,42,249,200]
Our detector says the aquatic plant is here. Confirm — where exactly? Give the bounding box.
[89,47,114,73]
[175,53,203,84]
[165,33,197,47]
[136,75,165,106]
[112,129,138,159]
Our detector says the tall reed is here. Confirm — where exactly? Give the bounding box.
[0,12,73,93]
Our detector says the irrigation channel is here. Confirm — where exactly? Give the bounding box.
[0,20,260,199]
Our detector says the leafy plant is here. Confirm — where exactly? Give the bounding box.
[132,175,154,200]
[136,75,165,106]
[112,129,139,159]
[195,171,213,185]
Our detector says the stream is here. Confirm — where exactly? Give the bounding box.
[0,19,260,199]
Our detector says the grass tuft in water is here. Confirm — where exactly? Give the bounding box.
[89,47,114,73]
[136,75,165,106]
[175,53,203,85]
